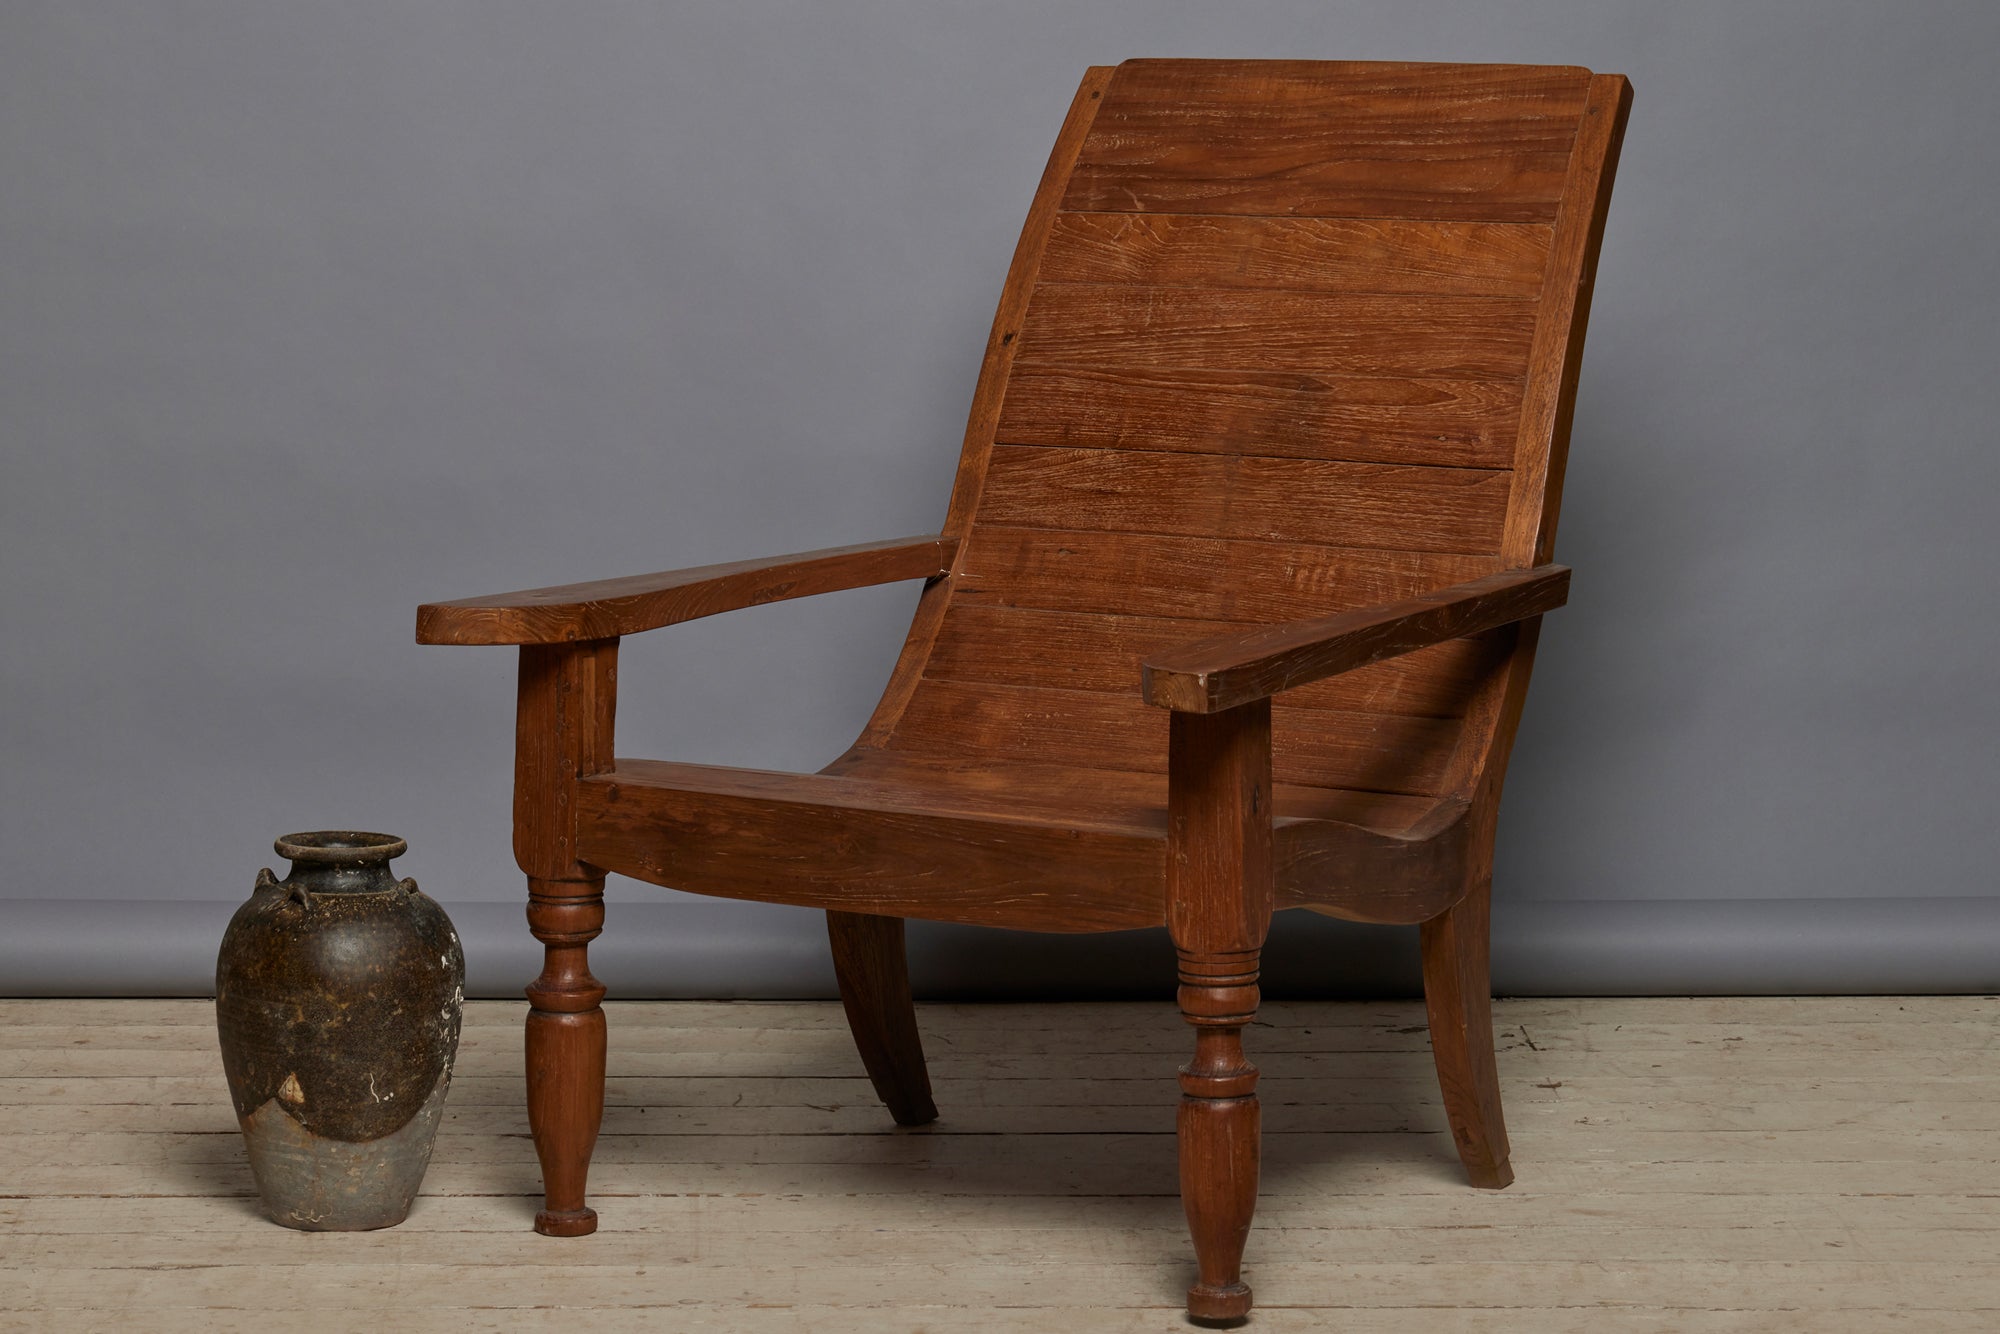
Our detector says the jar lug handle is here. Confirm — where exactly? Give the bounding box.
[398,877,420,896]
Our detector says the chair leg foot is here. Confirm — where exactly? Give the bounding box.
[1186,1281,1253,1326]
[1178,949,1261,1323]
[1421,878,1513,1190]
[533,1205,599,1237]
[828,911,937,1126]
[526,878,608,1233]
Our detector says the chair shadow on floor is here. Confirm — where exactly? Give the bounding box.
[433,1024,1477,1299]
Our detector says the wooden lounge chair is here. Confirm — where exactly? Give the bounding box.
[417,58,1631,1322]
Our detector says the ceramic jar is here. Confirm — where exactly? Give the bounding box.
[214,832,464,1230]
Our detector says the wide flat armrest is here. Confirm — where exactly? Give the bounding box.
[416,534,957,646]
[1142,565,1571,713]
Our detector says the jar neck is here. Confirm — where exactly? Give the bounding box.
[270,832,407,896]
[282,858,402,896]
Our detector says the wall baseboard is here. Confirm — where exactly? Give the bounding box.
[4,894,1996,998]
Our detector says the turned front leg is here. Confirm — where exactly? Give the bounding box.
[515,639,618,1237]
[1167,702,1273,1324]
[1179,949,1262,1323]
[526,877,607,1235]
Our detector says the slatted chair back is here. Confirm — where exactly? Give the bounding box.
[857,60,1629,803]
[411,63,1636,1317]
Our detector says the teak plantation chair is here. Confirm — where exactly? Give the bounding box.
[417,59,1630,1322]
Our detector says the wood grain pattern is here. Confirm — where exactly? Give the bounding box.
[513,640,618,1237]
[412,59,1633,1324]
[1040,213,1553,297]
[1066,60,1591,222]
[819,751,1438,835]
[579,750,1458,937]
[1167,704,1275,961]
[577,762,1168,933]
[995,365,1521,468]
[888,679,1462,796]
[512,640,619,883]
[1502,73,1636,567]
[417,535,957,646]
[826,912,938,1127]
[1433,76,1629,824]
[1143,565,1569,713]
[851,67,1116,750]
[978,445,1511,554]
[20,997,2000,1329]
[923,605,1507,717]
[939,69,1115,541]
[1016,285,1539,379]
[1422,878,1513,1188]
[953,526,1501,623]
[1166,703,1273,1320]
[1278,798,1471,923]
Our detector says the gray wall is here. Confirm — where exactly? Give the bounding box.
[6,2,1997,997]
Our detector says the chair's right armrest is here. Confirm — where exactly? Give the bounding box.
[1142,565,1571,713]
[416,534,957,646]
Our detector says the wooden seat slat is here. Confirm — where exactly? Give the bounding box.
[950,526,1503,624]
[994,365,1522,468]
[1064,59,1591,223]
[978,445,1511,555]
[922,605,1505,718]
[1038,213,1554,297]
[887,679,1463,797]
[1015,285,1541,380]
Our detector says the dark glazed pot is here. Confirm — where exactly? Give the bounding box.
[215,832,464,1230]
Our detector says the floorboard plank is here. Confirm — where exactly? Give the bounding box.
[2,996,1994,1328]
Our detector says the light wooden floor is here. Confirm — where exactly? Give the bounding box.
[1,997,1995,1331]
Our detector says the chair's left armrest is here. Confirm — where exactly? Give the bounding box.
[416,534,957,646]
[1142,565,1571,713]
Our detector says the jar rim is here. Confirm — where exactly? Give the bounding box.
[274,831,408,864]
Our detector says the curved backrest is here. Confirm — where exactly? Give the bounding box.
[857,60,1629,802]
